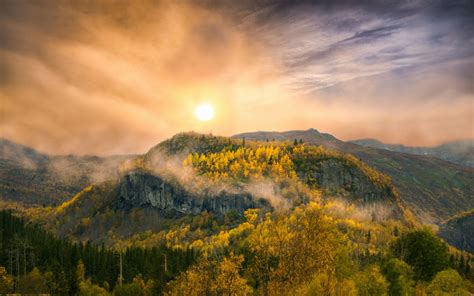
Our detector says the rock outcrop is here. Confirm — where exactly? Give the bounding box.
[438,211,474,253]
[295,157,407,221]
[115,170,269,217]
[302,158,394,203]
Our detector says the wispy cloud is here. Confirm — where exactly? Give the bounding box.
[1,1,473,154]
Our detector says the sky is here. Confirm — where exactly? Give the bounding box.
[1,0,473,155]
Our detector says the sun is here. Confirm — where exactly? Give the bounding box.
[195,103,215,121]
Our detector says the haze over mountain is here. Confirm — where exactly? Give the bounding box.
[350,138,474,167]
[0,138,133,206]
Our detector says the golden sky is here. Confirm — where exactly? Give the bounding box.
[1,1,473,155]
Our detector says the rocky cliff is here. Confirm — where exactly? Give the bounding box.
[438,210,474,253]
[294,156,407,221]
[115,170,269,217]
[300,158,394,203]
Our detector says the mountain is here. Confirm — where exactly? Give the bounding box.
[17,132,411,244]
[438,209,474,253]
[0,138,133,206]
[233,129,474,223]
[350,138,474,167]
[147,133,407,218]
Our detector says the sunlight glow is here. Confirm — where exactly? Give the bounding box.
[195,103,215,121]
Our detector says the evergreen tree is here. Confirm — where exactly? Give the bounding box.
[391,229,450,282]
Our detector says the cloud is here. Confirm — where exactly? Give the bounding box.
[1,0,473,154]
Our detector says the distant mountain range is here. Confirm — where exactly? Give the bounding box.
[233,129,474,224]
[0,138,133,206]
[350,138,474,167]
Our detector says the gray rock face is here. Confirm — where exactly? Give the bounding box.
[438,212,474,253]
[306,159,393,203]
[296,158,406,221]
[116,170,268,216]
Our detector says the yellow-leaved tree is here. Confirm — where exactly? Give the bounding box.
[165,253,252,296]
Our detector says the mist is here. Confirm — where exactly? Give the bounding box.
[139,148,295,211]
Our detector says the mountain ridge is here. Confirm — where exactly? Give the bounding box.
[14,132,413,244]
[2,130,473,225]
[233,129,474,224]
[350,138,474,167]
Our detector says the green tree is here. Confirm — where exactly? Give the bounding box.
[427,269,468,295]
[381,258,414,296]
[355,265,389,296]
[391,229,449,281]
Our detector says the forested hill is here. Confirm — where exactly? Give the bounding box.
[36,133,412,246]
[233,129,474,223]
[0,210,196,294]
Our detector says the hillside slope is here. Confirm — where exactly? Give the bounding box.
[350,138,474,167]
[233,129,474,223]
[0,138,133,206]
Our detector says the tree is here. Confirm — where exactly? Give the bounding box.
[166,254,252,296]
[0,266,13,294]
[165,257,212,295]
[381,258,414,296]
[77,259,86,283]
[246,202,343,294]
[16,267,47,294]
[428,269,468,295]
[213,254,252,295]
[354,265,389,296]
[132,274,155,296]
[391,229,449,281]
[113,282,144,296]
[298,273,335,295]
[79,279,109,296]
